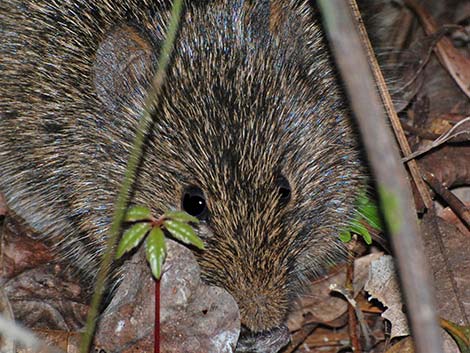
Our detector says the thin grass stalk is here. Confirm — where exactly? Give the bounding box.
[79,1,184,352]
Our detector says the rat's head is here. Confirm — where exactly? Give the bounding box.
[0,0,364,348]
[135,0,365,349]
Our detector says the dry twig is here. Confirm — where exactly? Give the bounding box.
[423,171,470,228]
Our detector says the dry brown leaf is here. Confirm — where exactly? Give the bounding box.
[438,203,470,237]
[356,294,383,314]
[353,252,384,297]
[287,252,385,342]
[404,0,470,98]
[2,218,88,332]
[0,288,16,353]
[364,255,410,339]
[1,218,55,280]
[422,211,470,322]
[385,336,415,353]
[404,116,470,161]
[421,209,470,352]
[17,329,80,353]
[287,268,348,332]
[0,193,6,217]
[429,118,454,135]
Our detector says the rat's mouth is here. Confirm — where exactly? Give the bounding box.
[236,324,290,353]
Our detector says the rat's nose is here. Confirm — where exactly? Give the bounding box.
[235,289,288,332]
[236,325,290,353]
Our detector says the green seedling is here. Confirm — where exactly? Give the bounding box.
[340,191,383,245]
[116,205,204,279]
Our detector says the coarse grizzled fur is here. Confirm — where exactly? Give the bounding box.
[0,0,365,342]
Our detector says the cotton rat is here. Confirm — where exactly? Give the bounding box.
[0,0,365,350]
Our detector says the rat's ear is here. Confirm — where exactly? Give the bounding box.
[93,25,157,113]
[266,1,332,80]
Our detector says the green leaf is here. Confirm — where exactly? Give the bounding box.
[164,219,204,250]
[349,220,372,245]
[165,210,199,224]
[441,318,470,353]
[339,191,379,245]
[115,222,152,259]
[356,192,383,231]
[339,231,352,243]
[145,227,167,279]
[362,230,372,245]
[125,205,152,222]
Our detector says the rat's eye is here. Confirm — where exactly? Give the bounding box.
[277,176,291,205]
[182,186,208,219]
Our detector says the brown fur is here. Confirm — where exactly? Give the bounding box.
[0,0,365,339]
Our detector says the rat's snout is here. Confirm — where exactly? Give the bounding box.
[236,324,290,353]
[228,270,290,333]
[236,290,285,332]
[196,210,293,335]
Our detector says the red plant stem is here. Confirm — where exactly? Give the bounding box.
[346,262,361,352]
[150,215,165,228]
[155,279,161,353]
